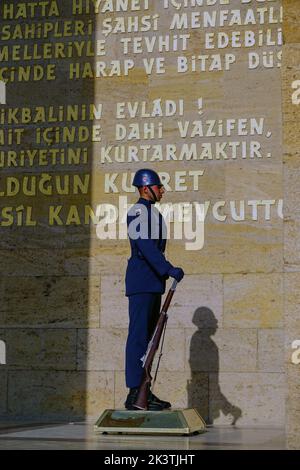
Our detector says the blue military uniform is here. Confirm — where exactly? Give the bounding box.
[125,197,172,388]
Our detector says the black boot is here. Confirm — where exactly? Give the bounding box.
[148,390,171,409]
[125,387,166,411]
[124,387,139,410]
[147,392,165,411]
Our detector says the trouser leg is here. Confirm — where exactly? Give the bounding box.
[125,293,161,389]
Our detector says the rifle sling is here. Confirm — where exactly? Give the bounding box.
[153,314,168,386]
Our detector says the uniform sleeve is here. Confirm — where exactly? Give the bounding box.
[135,237,173,277]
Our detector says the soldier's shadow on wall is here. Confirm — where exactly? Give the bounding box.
[187,307,242,425]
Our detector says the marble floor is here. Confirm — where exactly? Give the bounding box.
[0,421,286,450]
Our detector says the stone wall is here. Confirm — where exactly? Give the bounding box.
[282,0,300,450]
[0,0,289,431]
[0,0,97,421]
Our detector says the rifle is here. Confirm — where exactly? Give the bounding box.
[133,279,178,410]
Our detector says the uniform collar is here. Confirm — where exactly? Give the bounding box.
[137,197,155,206]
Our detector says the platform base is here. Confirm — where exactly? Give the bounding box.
[94,408,206,435]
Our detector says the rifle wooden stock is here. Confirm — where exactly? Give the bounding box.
[134,280,177,410]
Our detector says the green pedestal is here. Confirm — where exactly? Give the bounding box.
[94,409,206,435]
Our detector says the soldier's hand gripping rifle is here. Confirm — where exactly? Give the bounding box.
[133,279,178,410]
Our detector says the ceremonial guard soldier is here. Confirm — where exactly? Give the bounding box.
[125,169,185,410]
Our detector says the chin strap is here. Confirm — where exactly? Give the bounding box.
[148,185,158,202]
